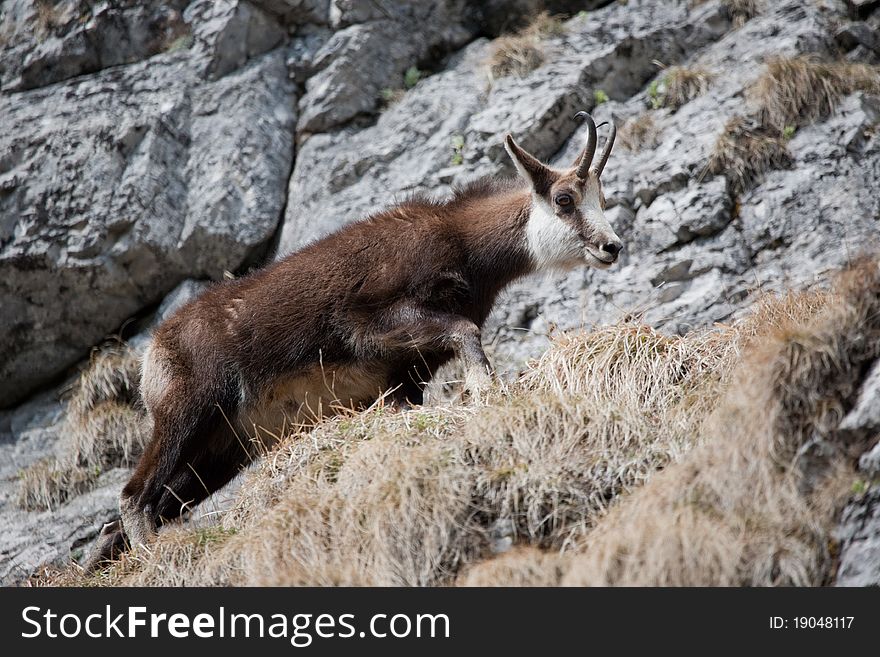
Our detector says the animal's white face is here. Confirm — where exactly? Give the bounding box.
[525,172,621,271]
[504,135,622,272]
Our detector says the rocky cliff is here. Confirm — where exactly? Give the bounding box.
[1,0,879,585]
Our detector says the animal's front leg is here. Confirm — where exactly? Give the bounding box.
[454,322,493,402]
[377,309,494,402]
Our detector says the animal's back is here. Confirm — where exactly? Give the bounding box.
[145,205,463,430]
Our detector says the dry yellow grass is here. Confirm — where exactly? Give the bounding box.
[37,256,879,588]
[692,0,761,28]
[705,56,880,193]
[34,0,66,36]
[751,56,880,133]
[661,66,715,110]
[17,343,148,511]
[619,113,659,151]
[457,546,565,586]
[725,0,761,28]
[485,12,564,82]
[43,258,871,588]
[706,116,791,194]
[460,260,878,586]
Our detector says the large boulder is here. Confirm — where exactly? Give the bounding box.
[834,360,880,587]
[295,1,476,135]
[0,44,296,407]
[0,0,191,92]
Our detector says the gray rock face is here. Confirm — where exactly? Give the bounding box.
[840,360,880,436]
[1,466,129,585]
[0,387,69,584]
[253,0,329,24]
[0,1,192,91]
[281,39,494,252]
[280,0,875,364]
[295,0,476,135]
[836,487,880,587]
[279,0,733,255]
[0,44,295,407]
[835,358,880,587]
[189,0,287,79]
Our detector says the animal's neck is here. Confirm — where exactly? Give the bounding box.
[453,188,535,319]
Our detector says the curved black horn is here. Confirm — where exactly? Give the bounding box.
[573,111,597,180]
[591,121,617,177]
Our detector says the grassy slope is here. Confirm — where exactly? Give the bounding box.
[35,257,880,587]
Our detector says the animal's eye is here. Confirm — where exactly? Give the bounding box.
[555,193,573,207]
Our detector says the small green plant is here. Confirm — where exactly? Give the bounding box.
[851,478,868,495]
[577,10,589,19]
[165,34,193,53]
[648,79,663,109]
[451,134,465,166]
[782,125,796,140]
[195,526,238,547]
[404,66,422,89]
[379,87,405,107]
[594,89,609,105]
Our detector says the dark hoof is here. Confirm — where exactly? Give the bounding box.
[82,519,128,573]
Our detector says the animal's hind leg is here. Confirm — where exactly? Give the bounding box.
[119,434,162,548]
[117,391,219,548]
[153,441,249,526]
[133,414,250,533]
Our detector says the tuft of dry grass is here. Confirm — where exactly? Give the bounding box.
[725,0,761,28]
[485,12,564,82]
[33,0,69,37]
[661,66,715,110]
[706,116,791,194]
[690,0,761,29]
[525,11,566,39]
[457,546,565,586]
[619,113,659,151]
[706,56,880,194]
[17,344,148,511]
[17,458,94,512]
[456,259,879,587]
[751,56,880,133]
[486,37,545,81]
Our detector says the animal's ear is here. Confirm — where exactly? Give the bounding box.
[504,134,554,195]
